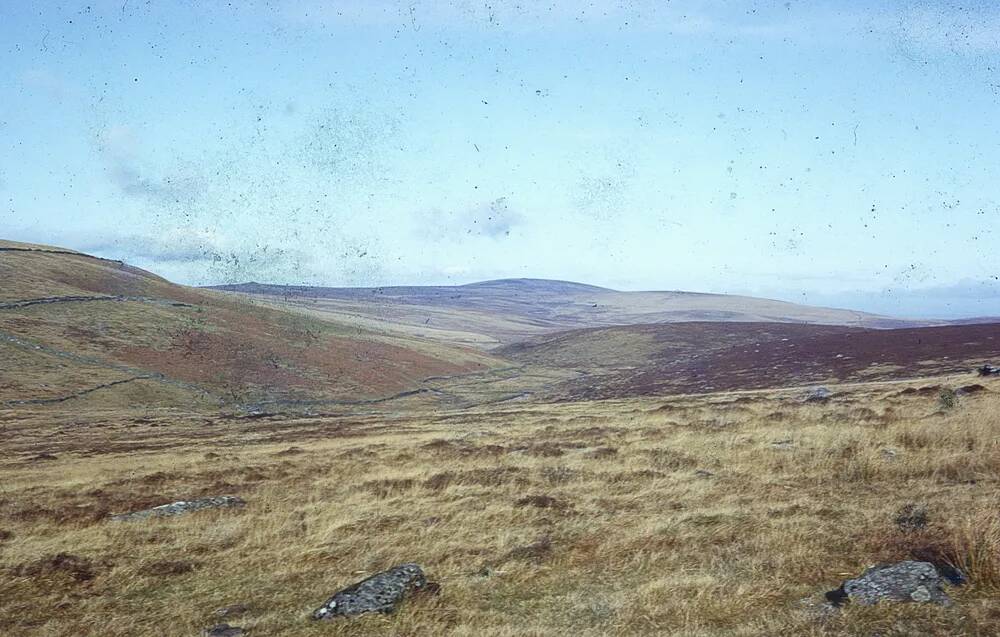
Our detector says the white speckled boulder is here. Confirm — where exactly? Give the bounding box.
[312,563,428,619]
[110,496,245,521]
[829,561,952,606]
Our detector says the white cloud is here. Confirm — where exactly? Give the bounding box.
[97,125,203,206]
[418,197,524,240]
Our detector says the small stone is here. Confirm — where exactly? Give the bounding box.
[214,604,249,619]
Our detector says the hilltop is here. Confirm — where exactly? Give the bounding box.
[210,278,917,349]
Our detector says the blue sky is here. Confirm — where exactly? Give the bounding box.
[1,1,999,318]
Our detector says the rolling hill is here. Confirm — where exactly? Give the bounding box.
[0,240,502,410]
[5,239,999,411]
[498,321,1000,400]
[210,279,920,349]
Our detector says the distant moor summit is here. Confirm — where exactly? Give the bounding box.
[211,278,923,348]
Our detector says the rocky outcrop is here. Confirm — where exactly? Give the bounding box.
[312,563,430,619]
[110,496,245,521]
[826,561,952,607]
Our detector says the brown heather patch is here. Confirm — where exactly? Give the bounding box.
[138,559,199,577]
[502,535,553,563]
[515,494,569,510]
[11,552,100,583]
[517,442,568,457]
[422,467,528,491]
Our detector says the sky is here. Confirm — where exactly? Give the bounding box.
[1,0,999,319]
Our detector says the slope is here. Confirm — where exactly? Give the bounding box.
[498,321,1000,400]
[0,240,502,410]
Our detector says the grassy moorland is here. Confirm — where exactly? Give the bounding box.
[2,377,999,636]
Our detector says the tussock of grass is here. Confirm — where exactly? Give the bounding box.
[1,379,999,635]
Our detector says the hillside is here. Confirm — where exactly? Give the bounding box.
[0,240,502,410]
[210,279,917,349]
[498,321,1000,400]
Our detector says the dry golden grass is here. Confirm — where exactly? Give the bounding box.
[2,377,1000,636]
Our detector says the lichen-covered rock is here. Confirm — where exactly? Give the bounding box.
[110,496,245,521]
[312,563,428,619]
[828,561,951,607]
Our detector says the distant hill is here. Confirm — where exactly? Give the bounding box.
[0,240,501,410]
[8,240,996,410]
[209,279,926,349]
[498,321,1000,400]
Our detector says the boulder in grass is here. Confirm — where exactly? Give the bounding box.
[110,496,245,521]
[804,387,833,403]
[312,563,429,619]
[825,561,952,607]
